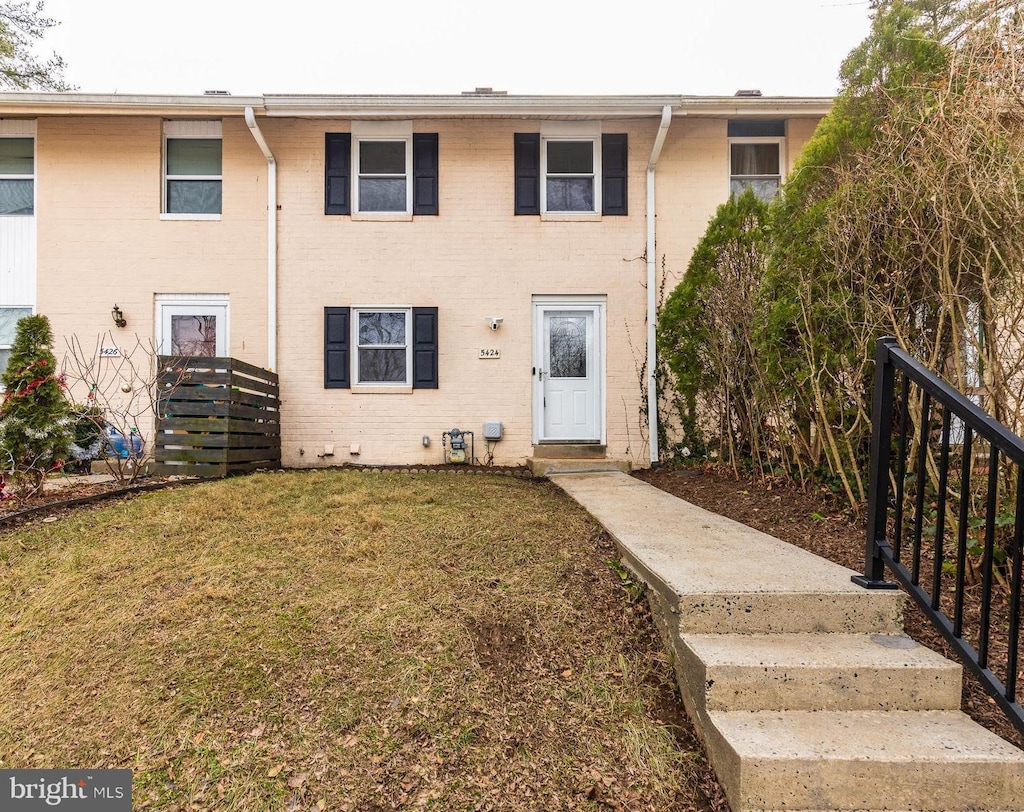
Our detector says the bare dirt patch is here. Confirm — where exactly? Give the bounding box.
[635,465,1024,750]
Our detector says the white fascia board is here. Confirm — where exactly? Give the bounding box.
[0,92,834,119]
[678,96,833,117]
[262,94,685,119]
[0,92,265,117]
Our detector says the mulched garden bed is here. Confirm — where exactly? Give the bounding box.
[635,465,1024,750]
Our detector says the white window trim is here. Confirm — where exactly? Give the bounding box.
[727,136,786,198]
[352,136,413,217]
[352,306,413,390]
[162,120,223,220]
[0,133,35,218]
[540,135,602,217]
[154,293,229,357]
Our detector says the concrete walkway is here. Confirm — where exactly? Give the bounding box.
[553,471,1024,812]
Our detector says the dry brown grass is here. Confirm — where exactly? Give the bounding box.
[0,470,724,811]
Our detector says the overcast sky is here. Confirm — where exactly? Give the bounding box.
[39,0,874,98]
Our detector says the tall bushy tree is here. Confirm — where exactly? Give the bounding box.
[0,314,71,494]
[659,189,772,472]
[0,1,70,90]
[660,0,1024,510]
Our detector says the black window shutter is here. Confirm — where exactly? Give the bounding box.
[602,133,628,216]
[324,133,351,215]
[324,306,351,388]
[514,133,540,215]
[413,133,439,215]
[412,307,439,389]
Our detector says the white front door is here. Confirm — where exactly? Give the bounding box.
[534,303,604,443]
[155,295,228,357]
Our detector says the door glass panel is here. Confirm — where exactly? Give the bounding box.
[549,316,587,378]
[171,314,218,356]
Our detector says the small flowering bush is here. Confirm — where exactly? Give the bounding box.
[0,315,72,495]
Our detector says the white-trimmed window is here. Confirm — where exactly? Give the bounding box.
[0,136,34,216]
[728,119,785,202]
[0,306,32,373]
[163,120,222,217]
[355,139,412,213]
[542,137,601,213]
[354,308,412,385]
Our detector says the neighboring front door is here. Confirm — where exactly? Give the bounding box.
[533,302,604,443]
[156,295,228,357]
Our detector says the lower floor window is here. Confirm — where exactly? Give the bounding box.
[356,308,411,384]
[0,306,33,374]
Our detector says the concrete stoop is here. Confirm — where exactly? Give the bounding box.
[526,457,631,476]
[553,472,1024,812]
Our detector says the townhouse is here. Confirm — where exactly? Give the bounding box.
[0,90,828,469]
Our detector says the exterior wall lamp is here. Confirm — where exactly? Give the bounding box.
[111,304,127,328]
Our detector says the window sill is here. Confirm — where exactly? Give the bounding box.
[352,385,413,394]
[160,213,222,221]
[351,212,414,222]
[541,212,601,222]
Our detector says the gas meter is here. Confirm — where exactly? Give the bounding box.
[442,428,474,464]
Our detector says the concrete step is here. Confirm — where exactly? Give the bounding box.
[526,458,631,476]
[706,709,1024,811]
[531,443,606,459]
[552,472,905,635]
[680,633,962,712]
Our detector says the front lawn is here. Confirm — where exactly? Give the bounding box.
[0,470,724,810]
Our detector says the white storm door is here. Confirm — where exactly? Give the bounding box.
[535,305,603,442]
[156,296,228,357]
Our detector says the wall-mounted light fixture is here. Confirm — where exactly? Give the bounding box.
[485,317,503,331]
[111,304,127,328]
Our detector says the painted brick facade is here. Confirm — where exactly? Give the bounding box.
[0,93,828,469]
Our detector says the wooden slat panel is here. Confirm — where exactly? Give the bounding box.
[156,433,281,450]
[157,356,279,385]
[159,388,279,410]
[157,402,279,421]
[154,356,281,475]
[156,417,281,434]
[155,447,276,464]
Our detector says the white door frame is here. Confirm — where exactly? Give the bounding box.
[155,293,229,357]
[532,295,606,444]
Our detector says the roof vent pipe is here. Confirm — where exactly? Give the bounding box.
[244,106,278,372]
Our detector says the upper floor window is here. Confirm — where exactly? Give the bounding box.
[356,139,411,214]
[0,136,34,216]
[728,119,785,202]
[542,138,599,213]
[324,122,438,218]
[163,120,222,218]
[515,127,627,217]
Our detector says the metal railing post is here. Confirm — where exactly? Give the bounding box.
[853,337,900,589]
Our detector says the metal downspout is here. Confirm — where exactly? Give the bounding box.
[646,105,673,466]
[244,106,278,372]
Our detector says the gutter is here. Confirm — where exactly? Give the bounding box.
[646,105,674,467]
[244,106,278,372]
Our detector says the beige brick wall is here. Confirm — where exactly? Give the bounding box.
[31,110,822,470]
[265,117,657,468]
[36,116,269,362]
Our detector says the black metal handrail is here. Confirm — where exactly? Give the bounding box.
[855,336,1024,738]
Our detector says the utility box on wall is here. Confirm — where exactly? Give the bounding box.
[483,421,503,440]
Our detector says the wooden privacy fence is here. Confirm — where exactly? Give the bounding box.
[154,356,281,478]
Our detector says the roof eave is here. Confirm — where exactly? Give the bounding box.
[0,92,834,119]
